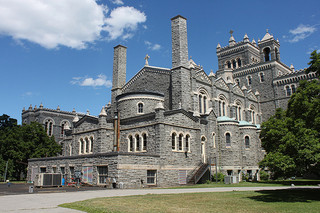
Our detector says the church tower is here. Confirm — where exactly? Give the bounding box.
[258,30,280,62]
[170,15,192,110]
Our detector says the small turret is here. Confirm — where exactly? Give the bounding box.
[243,33,249,42]
[99,106,107,117]
[229,30,236,46]
[73,114,79,123]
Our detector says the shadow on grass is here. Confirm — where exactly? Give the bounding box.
[259,180,320,186]
[249,188,320,203]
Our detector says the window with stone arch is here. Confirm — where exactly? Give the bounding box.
[226,61,231,68]
[285,85,292,96]
[225,132,231,147]
[128,135,134,152]
[234,100,242,121]
[142,133,147,151]
[263,47,271,62]
[247,75,252,86]
[178,133,184,151]
[90,136,94,153]
[185,134,191,152]
[44,118,54,137]
[232,60,237,69]
[245,136,250,149]
[135,134,140,151]
[218,95,227,117]
[171,132,177,151]
[237,58,242,67]
[249,105,256,124]
[85,137,90,153]
[235,78,240,85]
[198,89,209,114]
[137,102,144,114]
[60,120,70,137]
[79,138,84,154]
[291,84,296,93]
[259,72,265,83]
[212,132,216,148]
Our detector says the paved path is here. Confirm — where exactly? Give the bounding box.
[0,186,318,212]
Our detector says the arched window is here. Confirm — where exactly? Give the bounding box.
[247,76,252,86]
[286,85,292,96]
[142,133,147,151]
[136,134,140,151]
[128,135,133,152]
[178,134,183,151]
[85,137,89,153]
[250,105,256,124]
[172,133,176,150]
[185,134,190,152]
[237,58,242,67]
[259,73,264,82]
[44,118,54,137]
[232,60,237,68]
[90,136,94,153]
[226,133,231,147]
[201,136,206,163]
[138,103,144,114]
[218,96,227,117]
[212,133,216,148]
[245,136,250,149]
[291,85,296,93]
[199,95,202,114]
[263,47,271,62]
[235,101,242,121]
[79,138,84,154]
[227,61,231,68]
[199,90,209,114]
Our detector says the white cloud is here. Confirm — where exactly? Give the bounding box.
[71,74,112,88]
[104,6,146,40]
[0,1,146,49]
[288,24,317,43]
[145,41,161,51]
[111,0,124,5]
[0,0,108,49]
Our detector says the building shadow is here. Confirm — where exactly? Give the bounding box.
[248,188,320,203]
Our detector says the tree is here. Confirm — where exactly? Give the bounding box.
[259,80,320,179]
[0,114,17,129]
[306,50,320,77]
[0,115,61,180]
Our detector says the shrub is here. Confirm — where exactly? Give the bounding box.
[259,170,270,181]
[212,172,225,182]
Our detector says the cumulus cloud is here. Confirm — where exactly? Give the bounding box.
[287,24,317,43]
[104,6,146,40]
[71,74,112,88]
[111,0,124,5]
[0,1,146,49]
[145,41,161,51]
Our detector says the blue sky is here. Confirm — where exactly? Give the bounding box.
[0,0,319,124]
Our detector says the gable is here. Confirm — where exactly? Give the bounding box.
[214,77,229,91]
[195,70,212,85]
[232,84,244,96]
[74,115,99,128]
[247,90,257,101]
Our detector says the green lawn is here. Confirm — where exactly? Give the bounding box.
[167,179,320,189]
[60,188,320,213]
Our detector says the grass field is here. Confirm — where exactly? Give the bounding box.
[60,188,320,213]
[167,179,320,189]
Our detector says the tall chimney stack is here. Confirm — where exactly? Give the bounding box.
[171,15,189,69]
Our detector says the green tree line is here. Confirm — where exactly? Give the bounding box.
[0,115,61,180]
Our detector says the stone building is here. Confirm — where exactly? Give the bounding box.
[26,15,316,188]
